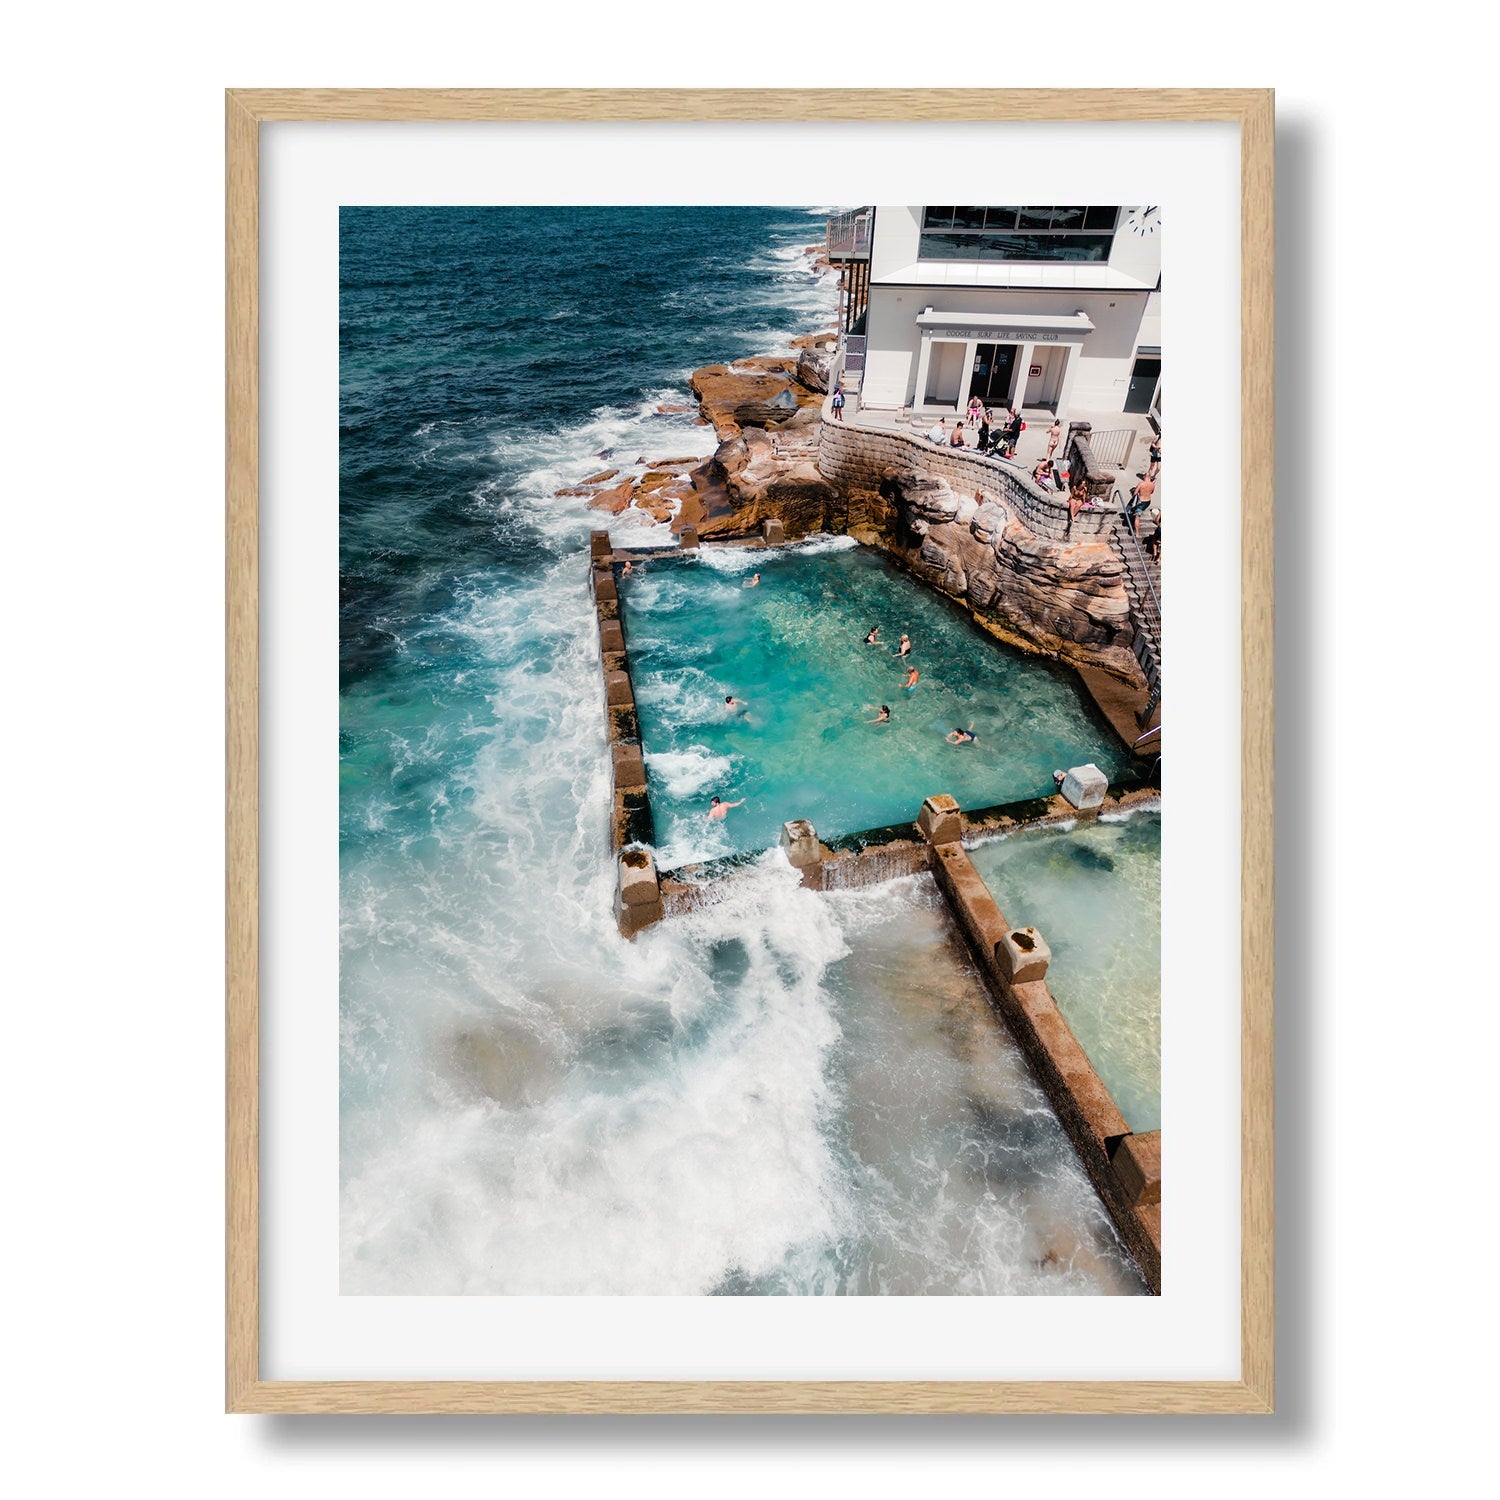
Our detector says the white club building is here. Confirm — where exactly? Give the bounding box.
[827,205,1162,426]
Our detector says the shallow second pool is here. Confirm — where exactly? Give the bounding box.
[618,540,1125,865]
[968,811,1161,1133]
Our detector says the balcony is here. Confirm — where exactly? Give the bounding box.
[826,207,872,262]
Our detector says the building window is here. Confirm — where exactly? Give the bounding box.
[918,206,1120,263]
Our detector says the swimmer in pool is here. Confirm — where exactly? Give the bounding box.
[946,726,977,744]
[866,704,891,723]
[706,795,745,821]
[864,626,882,645]
[903,667,920,691]
[742,573,760,588]
[622,559,633,576]
[725,695,748,714]
[896,633,911,660]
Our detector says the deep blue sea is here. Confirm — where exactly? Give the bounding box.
[338,208,1144,1296]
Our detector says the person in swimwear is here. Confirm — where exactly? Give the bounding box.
[896,633,911,660]
[864,626,882,645]
[903,666,920,692]
[706,795,745,821]
[866,704,891,723]
[946,726,977,744]
[742,573,760,588]
[725,695,748,714]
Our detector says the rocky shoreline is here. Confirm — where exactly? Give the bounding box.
[557,245,1147,689]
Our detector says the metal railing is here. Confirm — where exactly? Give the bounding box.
[1111,491,1162,722]
[826,207,873,260]
[1085,427,1139,470]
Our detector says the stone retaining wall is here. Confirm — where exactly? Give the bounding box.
[817,418,1122,541]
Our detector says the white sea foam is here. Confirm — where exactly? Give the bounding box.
[645,745,735,799]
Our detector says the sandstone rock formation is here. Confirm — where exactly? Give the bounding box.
[869,469,1137,676]
[689,361,825,437]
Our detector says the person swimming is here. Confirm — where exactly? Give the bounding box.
[725,695,748,714]
[896,633,911,659]
[864,626,882,645]
[866,704,891,723]
[903,667,920,691]
[706,795,745,821]
[742,573,760,588]
[946,726,977,744]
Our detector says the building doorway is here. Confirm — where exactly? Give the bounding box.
[970,342,1017,407]
[1124,354,1160,415]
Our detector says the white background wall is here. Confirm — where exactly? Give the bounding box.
[4,5,1494,1497]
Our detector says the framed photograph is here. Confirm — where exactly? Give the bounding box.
[227,88,1273,1414]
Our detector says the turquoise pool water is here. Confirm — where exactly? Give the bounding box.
[619,541,1126,866]
[968,811,1161,1133]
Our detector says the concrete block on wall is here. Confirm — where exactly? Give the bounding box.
[780,819,821,869]
[611,741,647,793]
[1111,1130,1162,1207]
[917,793,962,845]
[1061,763,1108,809]
[994,925,1051,986]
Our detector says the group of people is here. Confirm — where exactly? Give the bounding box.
[926,405,1065,474]
[860,625,976,744]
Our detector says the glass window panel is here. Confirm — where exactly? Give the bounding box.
[917,231,971,259]
[1050,206,1086,229]
[1084,205,1119,231]
[953,205,987,228]
[984,207,1018,231]
[1017,208,1053,230]
[922,206,955,229]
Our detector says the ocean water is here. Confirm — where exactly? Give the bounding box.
[620,542,1126,866]
[969,811,1162,1133]
[339,207,1144,1295]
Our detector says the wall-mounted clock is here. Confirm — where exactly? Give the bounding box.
[1126,205,1160,237]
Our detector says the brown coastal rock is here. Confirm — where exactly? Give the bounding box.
[587,479,636,514]
[690,363,825,436]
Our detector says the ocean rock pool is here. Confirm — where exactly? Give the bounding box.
[618,540,1127,867]
[968,810,1161,1133]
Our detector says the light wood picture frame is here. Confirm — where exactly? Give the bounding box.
[226,87,1273,1415]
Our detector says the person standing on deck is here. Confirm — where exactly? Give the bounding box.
[1147,436,1162,480]
[830,384,846,421]
[1004,407,1024,457]
[977,410,992,453]
[1047,418,1062,460]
